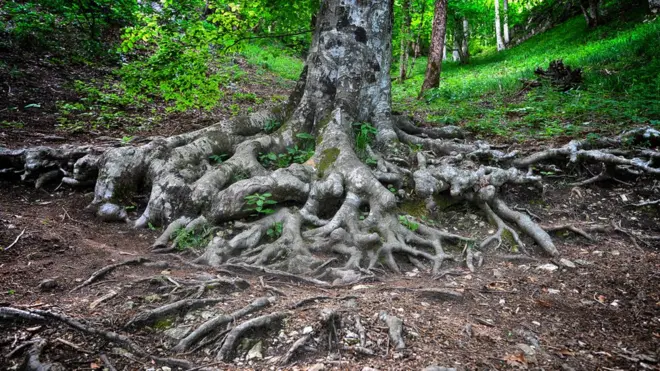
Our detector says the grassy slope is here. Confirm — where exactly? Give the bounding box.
[392,15,660,141]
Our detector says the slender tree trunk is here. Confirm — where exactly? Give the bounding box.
[579,0,600,27]
[443,33,447,61]
[494,0,505,51]
[461,18,470,63]
[398,0,412,82]
[452,35,460,62]
[503,0,510,45]
[419,0,448,97]
[651,0,660,13]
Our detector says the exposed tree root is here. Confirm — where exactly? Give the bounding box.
[173,296,276,353]
[2,0,659,285]
[20,308,194,369]
[70,258,149,293]
[23,339,59,371]
[216,311,290,361]
[278,307,340,365]
[379,311,405,351]
[125,298,222,328]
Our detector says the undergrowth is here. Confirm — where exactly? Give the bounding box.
[393,14,660,141]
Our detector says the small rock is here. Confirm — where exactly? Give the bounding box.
[361,367,380,371]
[517,343,537,364]
[547,288,560,294]
[536,263,558,272]
[303,326,314,335]
[559,258,576,268]
[164,326,192,340]
[246,341,263,361]
[610,250,620,256]
[308,364,325,371]
[122,301,135,310]
[422,367,457,371]
[161,367,171,371]
[144,294,161,303]
[493,269,504,278]
[38,278,58,291]
[351,284,373,291]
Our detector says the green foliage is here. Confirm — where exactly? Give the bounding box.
[209,154,228,164]
[266,222,283,239]
[264,120,283,134]
[398,215,419,232]
[353,123,378,162]
[121,136,133,145]
[173,227,211,251]
[393,15,660,141]
[1,0,137,56]
[244,192,277,215]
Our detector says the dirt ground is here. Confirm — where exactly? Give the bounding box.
[1,171,659,370]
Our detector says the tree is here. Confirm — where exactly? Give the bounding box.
[419,0,448,97]
[503,0,510,45]
[398,0,413,82]
[3,0,659,288]
[579,0,600,28]
[494,0,505,51]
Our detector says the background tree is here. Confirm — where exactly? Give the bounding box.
[419,0,448,97]
[494,0,505,51]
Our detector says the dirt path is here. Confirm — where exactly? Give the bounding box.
[1,179,658,370]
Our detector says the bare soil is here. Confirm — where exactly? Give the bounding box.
[1,172,658,370]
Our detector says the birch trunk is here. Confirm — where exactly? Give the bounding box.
[494,0,505,51]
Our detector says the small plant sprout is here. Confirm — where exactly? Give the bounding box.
[398,215,419,232]
[244,193,277,215]
[209,154,228,164]
[267,221,283,239]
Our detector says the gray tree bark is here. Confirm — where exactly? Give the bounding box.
[503,0,510,45]
[494,0,505,51]
[398,0,412,82]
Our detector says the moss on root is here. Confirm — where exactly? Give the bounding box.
[317,147,340,178]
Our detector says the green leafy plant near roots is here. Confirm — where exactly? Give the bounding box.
[267,222,283,240]
[209,154,228,165]
[353,122,377,161]
[398,215,419,232]
[258,133,315,169]
[173,227,212,251]
[244,193,277,215]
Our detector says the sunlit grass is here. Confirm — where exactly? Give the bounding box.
[393,15,660,141]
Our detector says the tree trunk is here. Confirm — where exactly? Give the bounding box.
[452,34,460,62]
[443,33,447,61]
[579,0,600,28]
[456,18,470,64]
[503,0,510,45]
[419,0,448,97]
[494,0,505,51]
[651,0,660,13]
[398,0,412,82]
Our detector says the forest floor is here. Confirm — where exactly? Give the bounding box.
[1,22,660,370]
[1,170,659,370]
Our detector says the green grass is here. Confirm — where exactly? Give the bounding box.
[241,43,305,81]
[393,15,660,141]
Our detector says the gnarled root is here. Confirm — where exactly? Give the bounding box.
[172,296,276,353]
[379,311,405,351]
[216,311,290,361]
